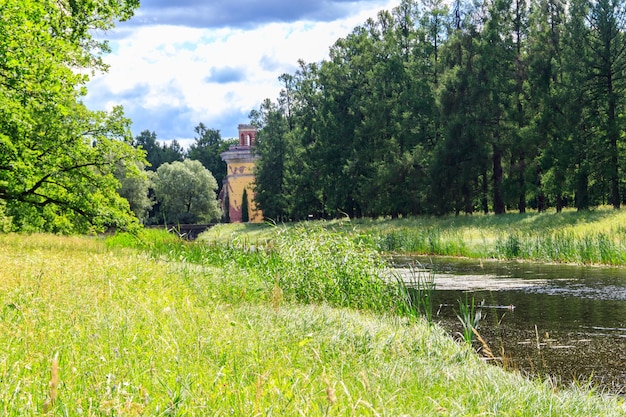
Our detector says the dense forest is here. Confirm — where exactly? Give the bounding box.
[251,0,626,221]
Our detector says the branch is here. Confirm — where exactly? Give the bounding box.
[19,161,108,198]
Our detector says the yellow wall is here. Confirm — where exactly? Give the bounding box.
[225,160,263,223]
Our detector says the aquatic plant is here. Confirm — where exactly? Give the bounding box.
[347,208,626,266]
[402,262,436,323]
[457,295,483,345]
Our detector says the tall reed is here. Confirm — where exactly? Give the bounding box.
[457,295,483,345]
[400,262,436,323]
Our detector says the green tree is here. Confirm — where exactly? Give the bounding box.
[187,124,235,196]
[509,0,530,212]
[0,0,143,233]
[562,0,595,210]
[586,0,626,208]
[115,162,154,223]
[248,0,626,217]
[286,62,326,220]
[241,188,249,223]
[475,0,518,214]
[435,13,490,215]
[251,98,291,221]
[153,159,220,224]
[133,130,161,169]
[133,130,184,170]
[525,0,566,212]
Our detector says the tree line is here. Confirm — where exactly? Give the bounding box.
[251,0,626,221]
[119,125,234,225]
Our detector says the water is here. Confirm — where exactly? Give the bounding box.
[392,256,626,395]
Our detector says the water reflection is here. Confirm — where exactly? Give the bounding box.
[391,256,626,394]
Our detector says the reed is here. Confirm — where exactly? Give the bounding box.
[401,262,436,323]
[110,224,416,317]
[457,295,483,345]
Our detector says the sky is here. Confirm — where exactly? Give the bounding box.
[84,0,401,147]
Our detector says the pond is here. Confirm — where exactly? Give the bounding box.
[391,256,626,395]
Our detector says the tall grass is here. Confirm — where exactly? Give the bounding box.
[401,263,436,323]
[108,224,415,316]
[347,207,626,265]
[2,233,625,415]
[491,230,626,264]
[457,296,483,344]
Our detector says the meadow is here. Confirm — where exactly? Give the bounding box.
[201,206,626,265]
[1,224,625,415]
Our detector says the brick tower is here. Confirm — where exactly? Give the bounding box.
[220,124,263,222]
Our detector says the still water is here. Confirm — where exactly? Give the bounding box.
[392,256,626,394]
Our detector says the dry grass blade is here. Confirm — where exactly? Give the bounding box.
[325,377,337,405]
[42,353,59,413]
[472,327,497,362]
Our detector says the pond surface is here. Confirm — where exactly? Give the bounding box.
[391,256,626,395]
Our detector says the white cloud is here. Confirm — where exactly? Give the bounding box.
[85,0,401,143]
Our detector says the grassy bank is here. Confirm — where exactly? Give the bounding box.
[202,207,626,265]
[1,231,625,415]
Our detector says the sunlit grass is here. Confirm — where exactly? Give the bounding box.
[262,206,626,265]
[1,232,625,415]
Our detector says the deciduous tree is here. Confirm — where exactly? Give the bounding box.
[0,0,143,233]
[153,160,220,224]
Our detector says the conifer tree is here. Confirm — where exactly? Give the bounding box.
[241,188,249,223]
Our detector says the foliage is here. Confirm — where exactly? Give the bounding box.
[114,161,154,223]
[241,188,249,222]
[251,0,626,219]
[186,123,236,196]
[403,263,436,323]
[250,98,293,221]
[153,159,221,224]
[457,295,483,344]
[0,201,12,233]
[0,0,143,233]
[116,224,412,315]
[201,207,626,266]
[133,130,184,171]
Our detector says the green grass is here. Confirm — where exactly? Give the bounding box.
[200,207,626,265]
[358,206,626,265]
[1,232,625,415]
[109,224,414,315]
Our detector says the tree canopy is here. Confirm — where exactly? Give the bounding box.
[187,123,237,196]
[252,0,626,220]
[153,159,221,224]
[133,130,184,171]
[0,0,144,233]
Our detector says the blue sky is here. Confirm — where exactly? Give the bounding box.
[84,0,400,146]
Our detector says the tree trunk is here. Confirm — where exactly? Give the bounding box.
[608,85,620,209]
[493,144,505,214]
[518,150,526,213]
[482,171,489,214]
[575,167,589,211]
